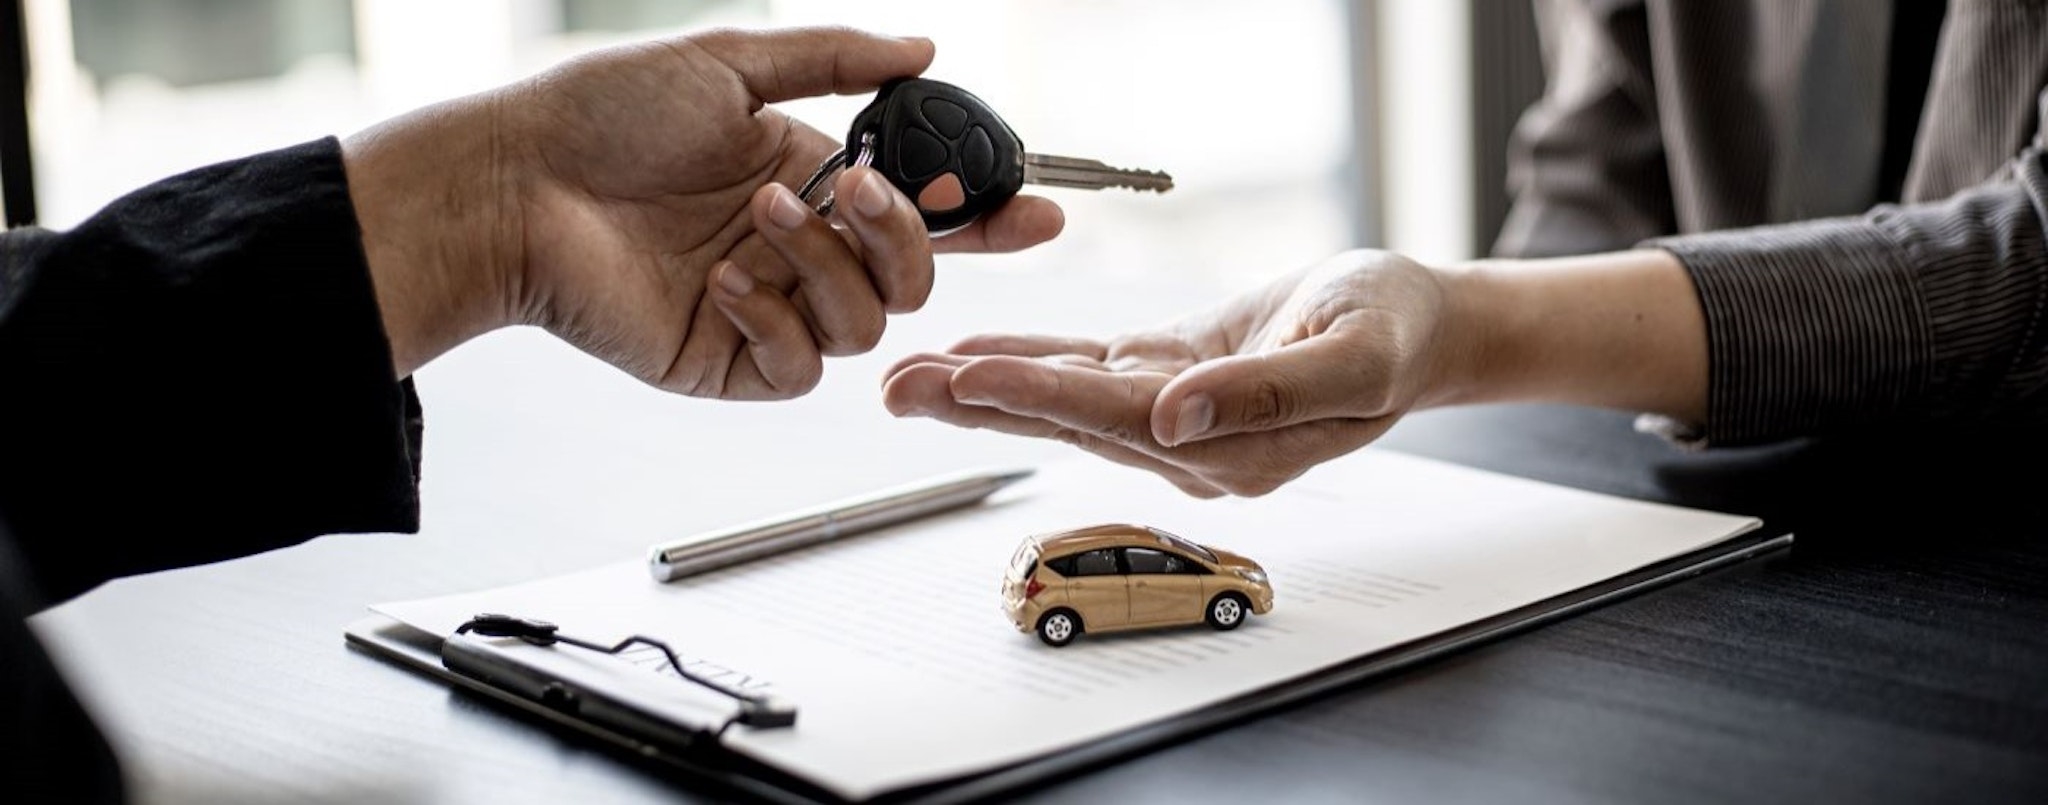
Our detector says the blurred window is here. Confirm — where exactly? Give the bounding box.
[69,0,355,89]
[561,0,741,33]
[25,0,1359,291]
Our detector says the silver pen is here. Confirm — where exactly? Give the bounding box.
[647,467,1035,582]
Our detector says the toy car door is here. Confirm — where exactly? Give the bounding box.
[1124,547,1205,626]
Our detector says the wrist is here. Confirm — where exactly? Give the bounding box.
[1426,250,1707,421]
[342,91,524,377]
[1420,259,1512,409]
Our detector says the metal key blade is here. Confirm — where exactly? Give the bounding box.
[1022,153,1174,193]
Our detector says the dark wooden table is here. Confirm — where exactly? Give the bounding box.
[33,263,2048,804]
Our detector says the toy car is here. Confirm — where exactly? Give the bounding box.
[1001,523,1274,647]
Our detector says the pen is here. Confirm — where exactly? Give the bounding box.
[647,467,1035,582]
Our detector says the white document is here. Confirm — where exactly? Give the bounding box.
[370,450,1761,801]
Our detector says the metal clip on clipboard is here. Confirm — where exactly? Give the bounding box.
[441,613,798,742]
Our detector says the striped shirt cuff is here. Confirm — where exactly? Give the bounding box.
[1645,154,2048,448]
[1647,217,1934,446]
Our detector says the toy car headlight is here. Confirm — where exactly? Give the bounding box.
[1236,568,1267,585]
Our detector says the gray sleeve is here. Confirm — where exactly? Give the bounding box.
[1646,92,2048,446]
[1492,0,1677,259]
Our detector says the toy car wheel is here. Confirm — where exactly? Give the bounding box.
[1037,609,1081,647]
[1206,593,1248,630]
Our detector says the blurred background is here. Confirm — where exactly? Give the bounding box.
[2,0,1545,285]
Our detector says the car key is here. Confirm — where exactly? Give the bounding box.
[797,77,1172,233]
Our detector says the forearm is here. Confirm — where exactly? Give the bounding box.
[1428,248,1707,424]
[1433,143,2048,447]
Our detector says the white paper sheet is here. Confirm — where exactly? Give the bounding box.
[370,450,1759,800]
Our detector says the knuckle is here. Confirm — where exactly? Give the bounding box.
[1242,377,1295,430]
[659,356,722,399]
[1050,427,1088,448]
[850,317,886,353]
[1097,419,1149,447]
[784,356,825,394]
[891,282,934,315]
[820,317,885,356]
[784,372,822,397]
[679,372,723,399]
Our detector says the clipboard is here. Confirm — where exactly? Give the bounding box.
[343,525,1793,804]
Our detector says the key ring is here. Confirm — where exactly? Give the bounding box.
[795,133,876,218]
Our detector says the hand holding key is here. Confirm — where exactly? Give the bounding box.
[346,27,1064,398]
[800,77,1173,233]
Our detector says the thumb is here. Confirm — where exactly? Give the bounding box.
[691,26,936,104]
[1151,335,1388,446]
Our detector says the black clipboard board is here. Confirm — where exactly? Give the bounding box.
[344,525,1793,804]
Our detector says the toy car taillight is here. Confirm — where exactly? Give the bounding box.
[1024,578,1044,600]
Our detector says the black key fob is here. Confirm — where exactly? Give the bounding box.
[846,77,1027,233]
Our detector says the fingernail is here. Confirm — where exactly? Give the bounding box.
[1171,394,1214,445]
[715,264,755,297]
[768,186,809,230]
[854,170,894,218]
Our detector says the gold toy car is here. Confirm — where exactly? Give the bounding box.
[1001,523,1274,647]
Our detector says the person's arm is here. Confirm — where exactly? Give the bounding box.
[1427,248,1705,423]
[0,27,1065,603]
[344,27,1061,397]
[1640,104,2048,445]
[0,138,422,604]
[878,247,1704,498]
[882,96,2048,495]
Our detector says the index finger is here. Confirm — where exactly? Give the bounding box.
[691,26,935,104]
[949,356,1168,449]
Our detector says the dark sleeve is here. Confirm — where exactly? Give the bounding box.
[0,136,423,607]
[1644,92,2048,446]
[1491,0,1678,259]
[0,525,124,804]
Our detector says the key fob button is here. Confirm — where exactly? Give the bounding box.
[920,98,970,138]
[961,126,996,193]
[917,173,966,213]
[897,127,949,182]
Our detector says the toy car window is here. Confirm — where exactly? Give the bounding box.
[1071,549,1120,577]
[1145,527,1218,563]
[1043,555,1078,576]
[1009,543,1039,577]
[1124,547,1183,575]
